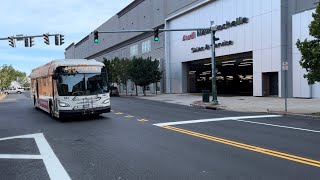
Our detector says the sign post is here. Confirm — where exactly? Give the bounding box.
[282,62,288,112]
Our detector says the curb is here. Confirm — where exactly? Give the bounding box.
[191,101,320,118]
[267,110,320,119]
[0,94,7,101]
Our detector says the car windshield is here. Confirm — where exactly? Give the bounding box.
[56,66,108,96]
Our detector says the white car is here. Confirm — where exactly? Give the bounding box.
[4,88,25,94]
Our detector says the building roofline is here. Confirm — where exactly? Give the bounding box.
[75,35,90,48]
[117,0,144,18]
[65,43,75,51]
[165,0,212,22]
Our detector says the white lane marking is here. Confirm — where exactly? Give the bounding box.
[153,115,282,126]
[0,133,71,180]
[234,119,320,133]
[0,134,33,141]
[0,154,42,159]
[34,133,71,180]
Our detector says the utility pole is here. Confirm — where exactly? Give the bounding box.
[210,21,219,105]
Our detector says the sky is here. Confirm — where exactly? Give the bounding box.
[0,0,133,75]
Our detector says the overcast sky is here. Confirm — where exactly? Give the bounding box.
[0,0,133,75]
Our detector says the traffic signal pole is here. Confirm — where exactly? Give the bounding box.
[0,33,64,47]
[210,21,219,105]
[98,26,219,104]
[98,28,211,34]
[0,34,60,40]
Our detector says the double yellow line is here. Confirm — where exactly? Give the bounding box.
[162,126,320,168]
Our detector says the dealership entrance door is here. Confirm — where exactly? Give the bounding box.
[187,52,253,96]
[262,72,279,96]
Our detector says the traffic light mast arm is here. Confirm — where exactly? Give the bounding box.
[98,28,211,34]
[0,34,61,40]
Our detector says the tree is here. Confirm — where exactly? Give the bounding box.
[128,57,162,96]
[296,4,320,84]
[152,60,162,95]
[119,58,131,96]
[103,57,121,86]
[103,58,113,87]
[0,65,16,89]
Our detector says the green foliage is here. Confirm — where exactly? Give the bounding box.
[128,57,162,96]
[296,4,320,84]
[103,59,113,86]
[0,65,27,89]
[104,56,162,96]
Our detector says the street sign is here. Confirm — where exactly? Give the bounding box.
[282,61,289,112]
[282,62,289,71]
[16,34,24,41]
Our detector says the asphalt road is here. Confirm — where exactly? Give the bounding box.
[0,92,319,180]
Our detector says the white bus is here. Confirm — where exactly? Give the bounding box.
[30,59,111,118]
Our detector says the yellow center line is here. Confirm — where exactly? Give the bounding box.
[138,119,149,122]
[162,126,320,168]
[125,115,134,118]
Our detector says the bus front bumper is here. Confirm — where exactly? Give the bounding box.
[59,106,111,117]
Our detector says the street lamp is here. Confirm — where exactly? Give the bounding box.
[210,21,219,105]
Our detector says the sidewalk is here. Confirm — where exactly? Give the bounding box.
[0,94,6,101]
[133,94,320,114]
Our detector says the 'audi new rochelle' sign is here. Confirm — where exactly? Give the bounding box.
[197,17,249,37]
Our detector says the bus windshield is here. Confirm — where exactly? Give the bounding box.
[56,66,109,96]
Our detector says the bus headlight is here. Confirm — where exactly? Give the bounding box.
[59,101,70,107]
[102,99,110,104]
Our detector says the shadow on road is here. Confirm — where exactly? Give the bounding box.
[59,115,109,123]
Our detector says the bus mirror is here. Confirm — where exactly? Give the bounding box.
[53,73,59,80]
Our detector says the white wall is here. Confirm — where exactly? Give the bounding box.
[167,0,282,95]
[292,9,320,98]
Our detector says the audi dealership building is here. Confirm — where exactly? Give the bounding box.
[65,0,320,98]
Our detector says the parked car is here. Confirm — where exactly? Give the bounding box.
[3,88,25,94]
[110,87,120,97]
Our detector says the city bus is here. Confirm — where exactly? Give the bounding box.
[30,59,111,119]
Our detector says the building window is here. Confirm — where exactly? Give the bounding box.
[130,44,138,56]
[142,40,151,53]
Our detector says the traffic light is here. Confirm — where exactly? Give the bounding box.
[8,36,15,47]
[30,37,35,47]
[59,35,64,45]
[154,29,159,41]
[24,38,29,47]
[94,31,99,43]
[55,35,59,45]
[44,33,50,45]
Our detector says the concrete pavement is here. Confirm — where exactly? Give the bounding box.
[0,93,319,179]
[134,94,320,114]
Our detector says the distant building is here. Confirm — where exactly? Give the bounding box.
[10,81,22,89]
